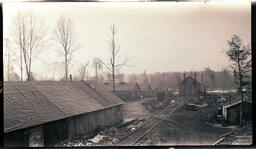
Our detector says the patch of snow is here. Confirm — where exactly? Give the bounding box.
[73,142,85,147]
[195,103,208,108]
[131,128,136,132]
[207,89,236,94]
[206,122,239,129]
[123,118,135,123]
[89,134,106,143]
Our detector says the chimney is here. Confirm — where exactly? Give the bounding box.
[70,74,72,81]
[194,72,197,80]
[183,72,186,80]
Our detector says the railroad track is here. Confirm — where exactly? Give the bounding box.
[117,97,184,146]
[118,117,162,146]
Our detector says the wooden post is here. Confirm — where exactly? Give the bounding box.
[70,74,72,81]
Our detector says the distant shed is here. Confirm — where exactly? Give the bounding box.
[104,82,141,101]
[139,83,155,98]
[4,81,124,147]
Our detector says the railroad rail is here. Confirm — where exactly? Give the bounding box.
[116,97,184,146]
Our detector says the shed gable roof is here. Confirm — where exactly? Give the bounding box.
[4,81,123,133]
[180,76,202,86]
[104,82,140,92]
[223,99,252,109]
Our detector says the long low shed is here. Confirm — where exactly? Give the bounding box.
[4,81,124,147]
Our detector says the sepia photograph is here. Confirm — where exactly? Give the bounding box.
[2,1,252,147]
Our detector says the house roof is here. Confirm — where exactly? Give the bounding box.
[180,76,202,86]
[4,81,123,133]
[104,82,140,92]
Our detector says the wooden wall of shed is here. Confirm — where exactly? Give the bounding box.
[67,105,123,138]
[226,102,252,124]
[43,119,68,146]
[115,91,139,101]
[137,90,155,98]
[4,105,123,147]
[29,126,44,147]
[4,129,29,147]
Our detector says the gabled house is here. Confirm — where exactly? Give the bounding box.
[179,76,203,96]
[4,81,124,147]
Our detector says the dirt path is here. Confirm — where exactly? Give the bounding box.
[122,98,152,120]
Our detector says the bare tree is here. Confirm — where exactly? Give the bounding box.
[4,38,12,81]
[12,12,24,81]
[79,61,89,81]
[53,15,80,80]
[92,58,103,83]
[12,10,48,81]
[225,34,251,126]
[4,38,20,81]
[101,24,127,92]
[142,70,149,85]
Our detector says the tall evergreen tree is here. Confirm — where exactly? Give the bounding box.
[225,34,251,126]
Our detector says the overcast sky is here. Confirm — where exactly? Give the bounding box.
[3,1,251,80]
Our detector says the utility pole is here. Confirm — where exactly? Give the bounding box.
[202,71,205,100]
[53,65,55,81]
[183,72,186,96]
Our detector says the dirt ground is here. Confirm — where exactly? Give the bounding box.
[218,121,252,145]
[122,98,152,120]
[54,98,153,147]
[55,96,252,146]
[136,96,236,145]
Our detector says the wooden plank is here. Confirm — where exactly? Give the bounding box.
[220,132,233,138]
[213,137,225,145]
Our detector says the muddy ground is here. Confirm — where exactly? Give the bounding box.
[54,96,252,146]
[218,121,252,145]
[137,96,252,146]
[140,101,231,145]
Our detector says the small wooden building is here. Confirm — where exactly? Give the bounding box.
[104,82,141,101]
[4,81,124,147]
[222,99,252,124]
[179,76,203,96]
[138,83,154,98]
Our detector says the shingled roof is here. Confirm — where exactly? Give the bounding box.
[104,82,140,92]
[4,81,123,133]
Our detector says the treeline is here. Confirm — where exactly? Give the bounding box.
[4,9,126,90]
[124,68,237,91]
